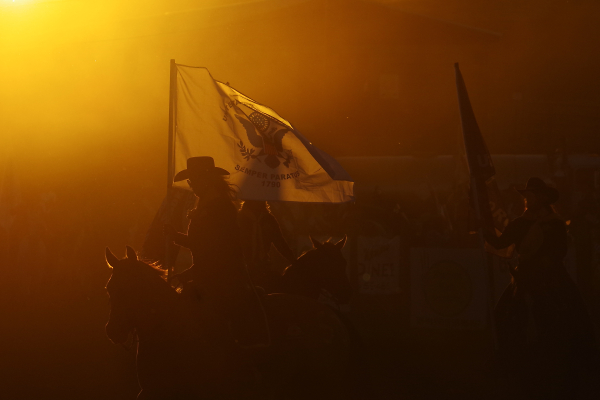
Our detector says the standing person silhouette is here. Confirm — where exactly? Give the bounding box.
[163,157,269,350]
[484,177,596,399]
[238,200,295,291]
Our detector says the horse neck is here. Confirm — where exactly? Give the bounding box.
[132,288,204,394]
[134,281,182,341]
[283,252,322,297]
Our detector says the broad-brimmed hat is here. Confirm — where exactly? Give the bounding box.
[516,177,560,204]
[173,157,229,182]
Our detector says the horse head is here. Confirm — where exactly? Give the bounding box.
[105,246,171,344]
[284,235,352,304]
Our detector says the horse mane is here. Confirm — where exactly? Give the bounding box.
[126,259,182,301]
[110,253,171,287]
[141,259,169,280]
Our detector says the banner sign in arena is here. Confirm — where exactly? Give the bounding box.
[173,65,354,202]
[356,236,401,295]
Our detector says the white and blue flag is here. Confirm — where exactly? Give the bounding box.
[173,65,354,203]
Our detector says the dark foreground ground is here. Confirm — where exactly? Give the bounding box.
[1,278,599,400]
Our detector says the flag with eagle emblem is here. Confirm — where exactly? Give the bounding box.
[172,64,354,202]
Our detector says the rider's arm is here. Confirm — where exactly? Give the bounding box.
[268,215,296,263]
[483,219,519,250]
[237,212,254,263]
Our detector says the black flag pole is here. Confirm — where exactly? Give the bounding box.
[165,59,178,283]
[454,63,498,350]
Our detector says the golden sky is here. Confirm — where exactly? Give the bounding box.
[2,0,600,186]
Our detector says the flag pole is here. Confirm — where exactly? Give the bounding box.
[470,176,498,350]
[165,59,177,282]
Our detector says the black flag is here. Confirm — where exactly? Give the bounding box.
[455,63,512,256]
[455,63,495,181]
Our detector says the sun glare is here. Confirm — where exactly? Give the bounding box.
[3,0,37,5]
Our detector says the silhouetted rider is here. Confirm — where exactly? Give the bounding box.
[163,156,269,349]
[483,177,596,397]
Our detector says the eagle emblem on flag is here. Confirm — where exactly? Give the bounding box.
[235,110,293,169]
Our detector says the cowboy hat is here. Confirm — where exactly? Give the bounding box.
[173,157,229,182]
[516,177,559,204]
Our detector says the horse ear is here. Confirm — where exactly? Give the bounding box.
[105,247,119,269]
[125,245,138,261]
[310,236,323,249]
[335,235,347,250]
